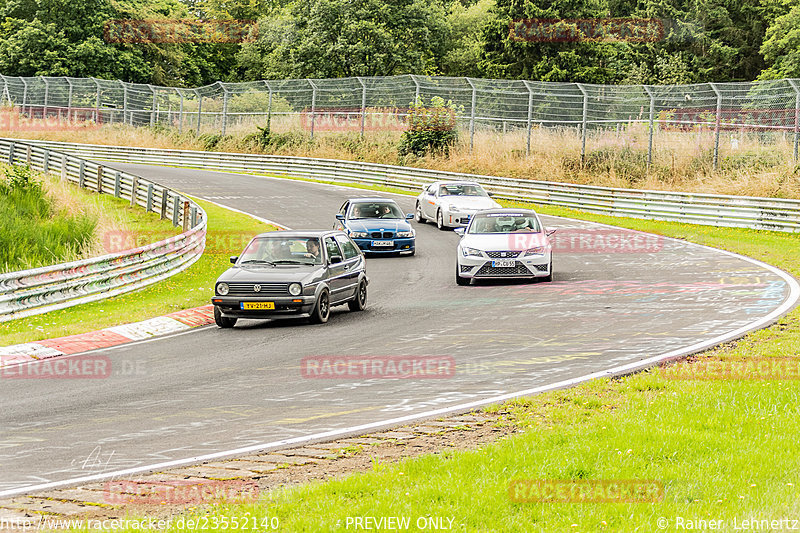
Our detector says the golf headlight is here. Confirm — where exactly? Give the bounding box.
[216,282,230,295]
[523,247,546,256]
[288,283,302,296]
[396,231,414,238]
[462,247,483,257]
[350,231,368,238]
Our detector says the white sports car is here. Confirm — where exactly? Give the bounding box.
[455,208,556,286]
[415,180,501,230]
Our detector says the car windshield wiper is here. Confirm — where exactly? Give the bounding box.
[240,259,276,266]
[271,259,316,265]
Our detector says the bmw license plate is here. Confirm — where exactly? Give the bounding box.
[241,302,275,310]
[371,241,393,247]
[492,260,515,268]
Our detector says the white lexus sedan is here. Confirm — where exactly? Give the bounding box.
[415,180,501,230]
[454,208,556,286]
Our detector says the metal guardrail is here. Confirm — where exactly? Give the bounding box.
[19,139,800,233]
[0,139,207,322]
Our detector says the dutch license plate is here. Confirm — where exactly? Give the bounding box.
[241,302,275,310]
[371,240,393,247]
[492,260,516,268]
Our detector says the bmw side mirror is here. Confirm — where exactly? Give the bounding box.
[454,228,466,237]
[546,228,557,236]
[406,213,414,219]
[230,256,238,264]
[335,214,345,220]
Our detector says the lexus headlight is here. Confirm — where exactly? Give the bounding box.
[216,282,230,295]
[350,231,368,238]
[288,283,302,296]
[462,247,483,257]
[523,247,546,256]
[396,231,414,238]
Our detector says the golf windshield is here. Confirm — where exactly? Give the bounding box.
[438,183,489,197]
[468,213,540,234]
[238,237,323,265]
[349,202,404,219]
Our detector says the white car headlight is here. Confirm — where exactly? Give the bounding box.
[288,283,302,296]
[523,247,546,256]
[216,282,230,295]
[350,231,368,238]
[396,231,414,238]
[462,247,483,257]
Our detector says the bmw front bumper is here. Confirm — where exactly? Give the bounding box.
[352,238,415,254]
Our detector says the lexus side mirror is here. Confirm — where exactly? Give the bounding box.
[335,214,345,220]
[230,256,238,264]
[406,213,414,219]
[454,227,466,236]
[546,228,557,236]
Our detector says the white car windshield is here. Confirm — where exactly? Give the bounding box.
[438,184,489,197]
[239,237,322,265]
[468,214,540,234]
[349,202,404,219]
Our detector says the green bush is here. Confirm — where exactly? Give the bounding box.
[722,150,782,171]
[398,97,460,157]
[0,165,97,273]
[242,125,308,151]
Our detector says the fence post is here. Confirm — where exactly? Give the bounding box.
[308,79,317,140]
[643,85,655,170]
[788,80,800,162]
[0,74,6,106]
[357,76,367,138]
[20,77,28,116]
[466,77,477,152]
[196,90,203,134]
[577,83,588,164]
[263,81,273,131]
[709,82,722,170]
[522,80,534,156]
[66,78,73,121]
[41,76,49,118]
[92,77,101,124]
[221,83,229,135]
[121,81,128,125]
[149,85,156,127]
[177,88,184,133]
[410,74,420,103]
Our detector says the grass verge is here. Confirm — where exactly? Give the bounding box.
[82,178,800,532]
[0,197,274,345]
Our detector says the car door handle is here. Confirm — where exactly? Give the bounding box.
[343,264,351,270]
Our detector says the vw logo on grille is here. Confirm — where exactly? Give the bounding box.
[253,284,262,292]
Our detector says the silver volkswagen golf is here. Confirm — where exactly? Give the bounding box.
[454,208,555,285]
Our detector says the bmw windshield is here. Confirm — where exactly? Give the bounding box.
[349,202,405,219]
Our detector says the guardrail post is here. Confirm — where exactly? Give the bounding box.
[221,83,229,135]
[78,161,85,188]
[466,77,477,152]
[96,166,103,194]
[7,142,13,164]
[60,155,67,181]
[130,175,138,207]
[196,90,202,134]
[357,77,367,138]
[43,150,49,173]
[263,81,272,131]
[113,171,121,197]
[66,78,73,121]
[308,79,317,140]
[41,76,49,118]
[191,206,197,227]
[182,200,190,231]
[644,85,655,170]
[25,145,31,166]
[172,196,180,226]
[146,183,154,212]
[709,82,722,170]
[523,81,534,157]
[577,83,588,164]
[788,80,800,162]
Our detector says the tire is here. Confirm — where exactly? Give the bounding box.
[436,209,447,231]
[309,289,331,324]
[214,306,237,328]
[456,263,470,286]
[543,260,553,282]
[348,281,367,311]
[415,202,427,223]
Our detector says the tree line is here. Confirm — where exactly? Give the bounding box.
[1,0,798,86]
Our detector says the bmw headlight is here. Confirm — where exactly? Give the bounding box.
[288,283,302,296]
[350,231,368,238]
[462,247,483,257]
[396,231,414,238]
[216,282,230,295]
[523,247,546,256]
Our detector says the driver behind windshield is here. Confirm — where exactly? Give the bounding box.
[304,239,322,264]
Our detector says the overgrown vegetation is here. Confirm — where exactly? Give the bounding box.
[0,165,96,272]
[398,97,460,157]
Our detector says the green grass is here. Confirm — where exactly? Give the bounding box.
[0,165,96,272]
[77,175,800,533]
[0,197,275,345]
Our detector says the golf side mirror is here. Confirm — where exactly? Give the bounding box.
[230,256,238,264]
[335,214,345,220]
[546,228,557,236]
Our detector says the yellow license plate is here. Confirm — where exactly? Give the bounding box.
[241,302,275,310]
